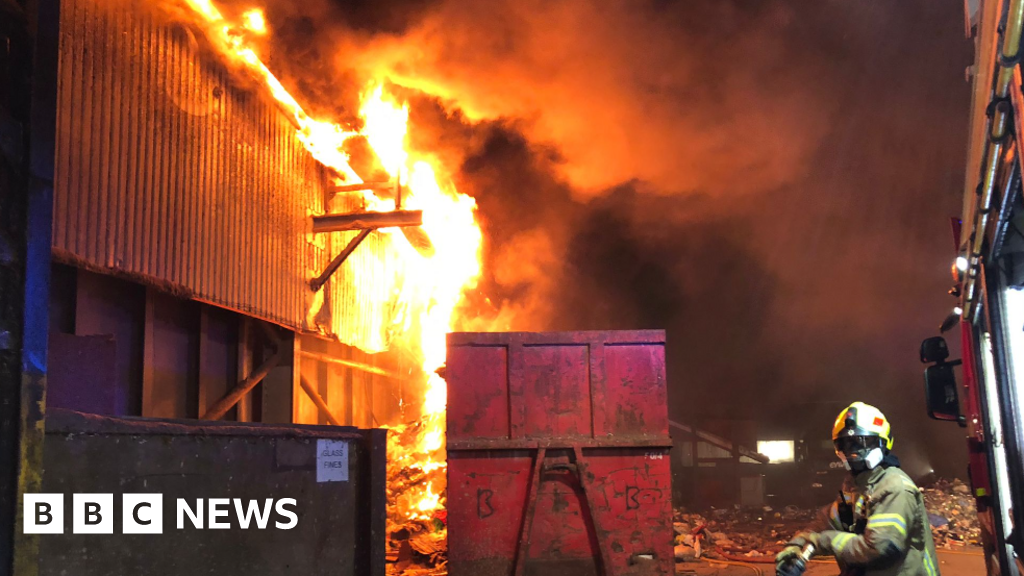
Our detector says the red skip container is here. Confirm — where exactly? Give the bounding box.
[446,330,673,576]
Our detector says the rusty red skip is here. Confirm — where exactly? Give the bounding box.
[446,330,673,576]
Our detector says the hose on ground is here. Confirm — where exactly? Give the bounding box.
[700,557,764,575]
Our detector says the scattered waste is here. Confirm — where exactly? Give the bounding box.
[670,477,981,565]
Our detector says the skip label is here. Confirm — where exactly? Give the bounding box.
[316,439,349,483]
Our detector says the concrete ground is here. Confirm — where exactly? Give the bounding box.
[676,548,985,575]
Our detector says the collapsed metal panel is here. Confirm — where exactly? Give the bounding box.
[445,331,674,576]
[40,409,386,576]
[50,0,396,351]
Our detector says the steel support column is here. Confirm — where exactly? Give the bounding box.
[0,0,59,574]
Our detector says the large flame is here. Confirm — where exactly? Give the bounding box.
[180,0,361,180]
[357,88,481,521]
[178,0,483,520]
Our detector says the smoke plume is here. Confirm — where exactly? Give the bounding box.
[327,1,844,195]
[254,0,973,479]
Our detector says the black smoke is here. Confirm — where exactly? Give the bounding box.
[256,0,973,478]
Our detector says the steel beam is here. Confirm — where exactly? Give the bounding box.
[298,376,343,426]
[668,420,770,464]
[328,181,394,194]
[297,350,397,378]
[311,210,422,233]
[309,228,373,292]
[201,347,283,421]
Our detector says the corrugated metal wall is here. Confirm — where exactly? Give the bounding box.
[53,0,323,329]
[51,0,402,354]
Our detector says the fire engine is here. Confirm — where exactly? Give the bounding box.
[919,1,1024,574]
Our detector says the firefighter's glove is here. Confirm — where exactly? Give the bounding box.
[788,532,821,549]
[775,556,807,576]
[775,544,804,576]
[775,532,818,576]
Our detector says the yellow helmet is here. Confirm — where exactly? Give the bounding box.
[832,402,894,451]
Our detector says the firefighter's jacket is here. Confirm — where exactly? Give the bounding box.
[813,463,941,576]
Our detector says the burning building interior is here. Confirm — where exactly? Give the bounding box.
[0,0,992,574]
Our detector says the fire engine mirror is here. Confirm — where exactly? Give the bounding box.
[924,363,961,422]
[920,336,950,363]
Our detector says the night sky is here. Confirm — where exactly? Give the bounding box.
[261,0,975,478]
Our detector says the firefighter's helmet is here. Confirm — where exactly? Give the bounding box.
[832,402,893,472]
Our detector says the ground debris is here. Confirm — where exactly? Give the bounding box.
[386,414,449,576]
[387,565,447,576]
[410,529,448,556]
[671,476,982,565]
[387,515,449,576]
[922,478,981,548]
[672,506,799,563]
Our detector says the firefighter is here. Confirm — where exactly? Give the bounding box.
[775,402,941,576]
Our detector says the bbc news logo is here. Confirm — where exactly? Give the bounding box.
[23,494,298,534]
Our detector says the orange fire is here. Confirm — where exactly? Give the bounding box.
[357,87,481,520]
[178,1,483,520]
[240,8,265,35]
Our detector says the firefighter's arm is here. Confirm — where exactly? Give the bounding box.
[806,499,845,532]
[816,489,912,567]
[826,500,846,530]
[780,497,848,567]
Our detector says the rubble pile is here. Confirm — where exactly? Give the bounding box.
[386,417,450,576]
[923,478,981,547]
[673,506,816,563]
[672,477,982,565]
[386,512,448,576]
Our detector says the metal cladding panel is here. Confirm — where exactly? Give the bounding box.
[50,0,391,340]
[445,331,673,576]
[40,409,387,576]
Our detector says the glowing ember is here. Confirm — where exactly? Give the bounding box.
[241,8,266,35]
[177,0,484,522]
[415,481,441,513]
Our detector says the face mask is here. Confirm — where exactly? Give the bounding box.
[835,436,884,472]
[838,447,884,472]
